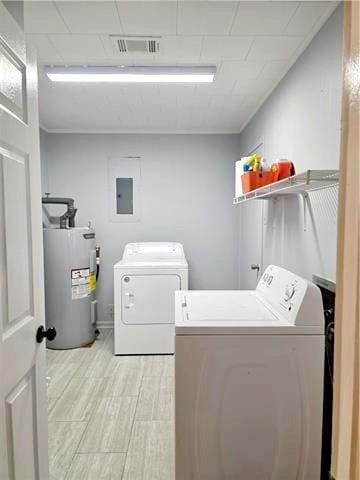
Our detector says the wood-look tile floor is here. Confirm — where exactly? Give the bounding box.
[47,329,174,480]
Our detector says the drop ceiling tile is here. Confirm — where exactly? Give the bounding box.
[220,60,264,80]
[24,1,69,34]
[159,36,203,62]
[116,2,177,35]
[132,84,162,97]
[232,60,288,95]
[231,1,298,35]
[193,63,239,96]
[261,61,288,79]
[232,77,265,98]
[195,80,236,96]
[154,84,197,97]
[203,94,245,125]
[140,95,177,113]
[195,59,262,96]
[55,1,122,34]
[177,99,208,116]
[176,94,212,110]
[207,94,228,111]
[237,71,281,111]
[49,34,107,62]
[224,95,247,113]
[247,36,304,61]
[284,2,332,36]
[237,96,267,129]
[104,92,144,114]
[232,79,252,96]
[177,2,238,35]
[201,36,253,61]
[36,0,337,133]
[204,112,241,132]
[177,110,205,130]
[40,83,87,104]
[116,110,150,130]
[39,91,84,129]
[80,84,124,103]
[222,103,247,121]
[26,34,63,62]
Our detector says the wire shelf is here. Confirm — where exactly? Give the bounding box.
[233,169,339,205]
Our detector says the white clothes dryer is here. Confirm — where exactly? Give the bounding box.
[114,242,188,354]
[175,264,324,480]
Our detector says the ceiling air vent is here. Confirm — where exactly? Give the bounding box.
[109,35,160,55]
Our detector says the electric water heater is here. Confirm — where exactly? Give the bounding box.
[43,227,98,349]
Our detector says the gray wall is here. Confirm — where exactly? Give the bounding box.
[41,133,241,325]
[237,5,343,287]
[40,6,344,325]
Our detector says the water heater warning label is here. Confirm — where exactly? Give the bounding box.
[71,268,90,300]
[89,272,96,293]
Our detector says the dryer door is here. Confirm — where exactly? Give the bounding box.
[122,274,181,325]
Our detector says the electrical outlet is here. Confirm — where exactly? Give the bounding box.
[108,304,114,318]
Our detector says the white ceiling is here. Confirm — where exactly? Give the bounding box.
[24,1,338,133]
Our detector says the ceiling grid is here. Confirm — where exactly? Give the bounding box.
[24,1,339,133]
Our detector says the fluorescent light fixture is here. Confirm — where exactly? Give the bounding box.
[45,66,216,83]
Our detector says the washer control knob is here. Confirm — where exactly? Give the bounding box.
[284,285,296,302]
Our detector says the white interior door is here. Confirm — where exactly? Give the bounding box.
[0,3,49,479]
[122,274,181,325]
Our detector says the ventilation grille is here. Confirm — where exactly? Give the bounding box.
[110,36,160,54]
[148,39,157,53]
[118,39,127,52]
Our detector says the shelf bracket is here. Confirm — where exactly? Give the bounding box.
[301,192,309,232]
[263,196,278,231]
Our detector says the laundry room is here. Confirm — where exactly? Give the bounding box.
[1,1,359,480]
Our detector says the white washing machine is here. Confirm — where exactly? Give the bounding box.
[175,265,324,480]
[114,242,188,354]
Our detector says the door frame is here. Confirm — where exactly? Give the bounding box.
[331,1,360,478]
[1,1,358,477]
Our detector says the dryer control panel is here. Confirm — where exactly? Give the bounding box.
[122,242,186,263]
[257,265,323,328]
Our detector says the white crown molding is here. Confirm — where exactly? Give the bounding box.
[42,128,242,135]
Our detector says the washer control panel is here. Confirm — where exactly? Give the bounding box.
[262,272,274,286]
[281,281,298,311]
[256,265,323,327]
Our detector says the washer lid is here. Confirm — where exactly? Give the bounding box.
[176,291,323,335]
[185,292,276,322]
